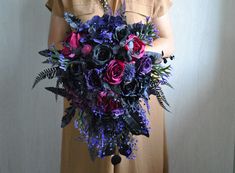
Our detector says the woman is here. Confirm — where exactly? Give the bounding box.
[45,0,175,173]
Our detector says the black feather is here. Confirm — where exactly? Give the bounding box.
[155,91,171,113]
[157,88,170,106]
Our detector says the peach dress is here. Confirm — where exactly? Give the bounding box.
[45,0,173,172]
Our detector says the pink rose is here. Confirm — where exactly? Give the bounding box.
[81,44,92,55]
[104,60,125,85]
[68,32,80,49]
[124,34,146,60]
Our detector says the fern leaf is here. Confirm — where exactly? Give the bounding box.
[32,67,58,89]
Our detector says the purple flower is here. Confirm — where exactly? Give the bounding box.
[58,54,67,71]
[123,62,136,83]
[74,119,79,129]
[146,16,151,23]
[85,69,102,90]
[111,108,125,118]
[137,56,152,75]
[93,30,113,44]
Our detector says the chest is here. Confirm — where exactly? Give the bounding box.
[62,0,154,24]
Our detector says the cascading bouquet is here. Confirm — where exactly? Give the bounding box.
[32,8,173,162]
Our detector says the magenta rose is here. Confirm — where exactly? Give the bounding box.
[60,46,75,58]
[97,91,121,112]
[61,46,71,56]
[97,91,109,112]
[61,32,81,58]
[104,60,125,85]
[124,34,146,60]
[108,98,121,110]
[68,32,80,49]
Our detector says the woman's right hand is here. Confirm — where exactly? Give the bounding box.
[48,14,70,49]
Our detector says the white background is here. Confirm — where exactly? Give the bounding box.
[0,0,234,173]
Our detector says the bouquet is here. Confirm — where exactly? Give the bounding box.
[32,8,173,162]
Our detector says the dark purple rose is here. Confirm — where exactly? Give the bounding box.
[137,56,152,75]
[104,60,125,85]
[124,34,146,60]
[121,79,141,96]
[85,69,102,90]
[92,45,112,65]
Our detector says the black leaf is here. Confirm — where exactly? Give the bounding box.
[45,87,68,98]
[38,49,51,57]
[122,113,149,137]
[55,79,63,101]
[61,106,76,128]
[42,59,50,64]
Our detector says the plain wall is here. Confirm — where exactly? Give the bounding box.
[165,0,235,172]
[0,0,234,173]
[0,1,63,173]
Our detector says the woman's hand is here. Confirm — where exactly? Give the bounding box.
[147,13,175,58]
[48,14,71,49]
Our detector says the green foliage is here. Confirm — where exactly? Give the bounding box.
[151,64,171,78]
